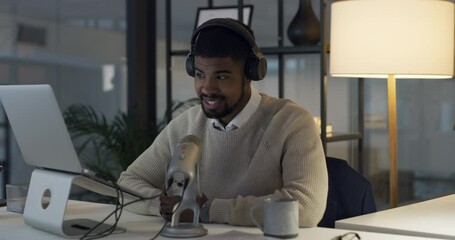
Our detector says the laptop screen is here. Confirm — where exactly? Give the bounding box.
[0,84,84,174]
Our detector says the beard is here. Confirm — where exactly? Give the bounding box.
[199,94,234,119]
[199,77,247,120]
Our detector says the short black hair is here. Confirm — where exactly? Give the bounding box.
[192,22,253,63]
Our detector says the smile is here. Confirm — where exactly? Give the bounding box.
[205,99,221,105]
[202,96,224,110]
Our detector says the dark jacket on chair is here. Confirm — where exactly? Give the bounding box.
[318,157,377,228]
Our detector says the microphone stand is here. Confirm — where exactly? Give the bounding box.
[161,165,208,238]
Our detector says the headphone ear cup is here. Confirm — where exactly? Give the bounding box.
[186,53,195,77]
[245,55,267,81]
[256,57,267,80]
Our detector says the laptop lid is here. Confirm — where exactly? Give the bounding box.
[0,84,84,174]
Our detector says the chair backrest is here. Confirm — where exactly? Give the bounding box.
[318,156,377,228]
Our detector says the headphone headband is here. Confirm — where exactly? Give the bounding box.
[190,18,259,54]
[186,18,267,80]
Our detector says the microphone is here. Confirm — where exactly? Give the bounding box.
[166,135,202,197]
[161,135,208,238]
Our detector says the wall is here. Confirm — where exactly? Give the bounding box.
[0,9,127,197]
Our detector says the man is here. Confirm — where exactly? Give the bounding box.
[117,18,328,227]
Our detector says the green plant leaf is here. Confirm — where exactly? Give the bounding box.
[63,104,161,180]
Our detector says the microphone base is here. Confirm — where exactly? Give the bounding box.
[161,223,208,238]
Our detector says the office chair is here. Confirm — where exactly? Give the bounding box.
[318,156,377,228]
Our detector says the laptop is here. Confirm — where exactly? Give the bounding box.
[0,84,145,200]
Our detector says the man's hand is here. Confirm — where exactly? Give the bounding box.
[159,194,208,222]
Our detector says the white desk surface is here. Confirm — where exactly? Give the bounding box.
[336,194,455,239]
[0,200,441,240]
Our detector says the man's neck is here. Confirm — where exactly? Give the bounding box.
[212,86,262,131]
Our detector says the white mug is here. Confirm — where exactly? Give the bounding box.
[249,197,299,238]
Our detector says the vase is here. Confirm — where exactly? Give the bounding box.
[287,0,320,46]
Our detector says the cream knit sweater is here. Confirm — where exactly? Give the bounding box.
[117,93,328,227]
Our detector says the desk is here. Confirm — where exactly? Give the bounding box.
[336,194,455,239]
[0,200,440,239]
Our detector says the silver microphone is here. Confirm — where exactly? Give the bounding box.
[165,135,202,197]
[161,135,207,238]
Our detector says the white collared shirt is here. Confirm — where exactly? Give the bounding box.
[211,86,261,131]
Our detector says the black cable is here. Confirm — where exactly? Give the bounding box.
[79,181,167,240]
[149,179,189,240]
[80,181,126,240]
[78,176,190,240]
[150,220,168,240]
[93,182,124,238]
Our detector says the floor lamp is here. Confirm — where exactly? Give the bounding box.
[329,0,454,208]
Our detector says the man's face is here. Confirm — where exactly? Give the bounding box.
[194,56,251,125]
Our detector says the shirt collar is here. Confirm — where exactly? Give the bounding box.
[211,86,261,131]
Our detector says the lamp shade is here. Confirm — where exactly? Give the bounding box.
[330,0,454,79]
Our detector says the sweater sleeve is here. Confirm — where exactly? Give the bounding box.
[117,128,172,216]
[116,107,204,216]
[209,106,328,227]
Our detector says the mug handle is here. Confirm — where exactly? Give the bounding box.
[249,202,263,231]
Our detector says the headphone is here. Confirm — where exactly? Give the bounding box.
[186,18,267,81]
